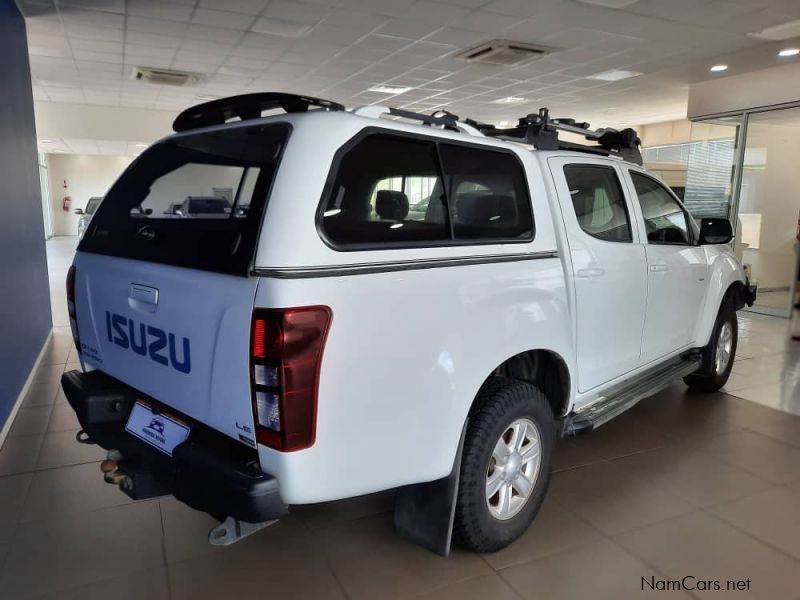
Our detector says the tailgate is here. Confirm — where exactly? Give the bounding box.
[73,251,258,447]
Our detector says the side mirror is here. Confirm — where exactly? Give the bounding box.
[175,209,184,217]
[74,208,84,215]
[699,218,733,245]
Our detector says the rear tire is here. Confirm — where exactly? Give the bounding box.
[454,377,555,553]
[684,298,737,393]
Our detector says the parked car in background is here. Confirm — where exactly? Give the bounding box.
[74,196,102,238]
[177,195,232,217]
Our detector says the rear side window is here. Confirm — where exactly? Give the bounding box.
[79,123,289,275]
[439,144,532,241]
[320,132,532,249]
[563,165,632,243]
[321,135,450,245]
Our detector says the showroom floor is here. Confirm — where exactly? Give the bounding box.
[0,237,799,600]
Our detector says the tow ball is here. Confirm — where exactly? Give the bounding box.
[99,449,129,487]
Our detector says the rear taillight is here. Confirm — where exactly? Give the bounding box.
[66,265,80,354]
[250,306,331,452]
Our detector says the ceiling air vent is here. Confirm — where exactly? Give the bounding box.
[132,66,202,87]
[455,40,551,66]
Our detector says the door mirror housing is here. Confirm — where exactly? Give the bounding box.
[699,218,733,245]
[73,208,84,215]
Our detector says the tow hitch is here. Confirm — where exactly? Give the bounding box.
[100,449,128,486]
[208,516,278,546]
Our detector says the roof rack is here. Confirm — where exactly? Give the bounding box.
[173,92,345,132]
[464,107,642,165]
[172,93,641,164]
[351,105,485,136]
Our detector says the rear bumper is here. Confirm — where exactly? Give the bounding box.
[60,369,288,523]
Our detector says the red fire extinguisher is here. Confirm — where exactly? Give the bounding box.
[62,179,70,212]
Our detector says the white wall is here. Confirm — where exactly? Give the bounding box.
[739,119,800,291]
[35,102,174,145]
[688,61,800,119]
[48,154,132,236]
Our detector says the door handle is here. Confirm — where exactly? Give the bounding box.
[128,284,159,313]
[649,263,669,273]
[576,267,605,278]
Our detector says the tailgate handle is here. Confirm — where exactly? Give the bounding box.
[128,284,159,313]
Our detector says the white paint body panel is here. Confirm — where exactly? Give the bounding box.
[638,243,708,363]
[256,259,572,503]
[70,110,748,505]
[547,156,648,392]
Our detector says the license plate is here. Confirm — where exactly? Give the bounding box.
[125,400,190,456]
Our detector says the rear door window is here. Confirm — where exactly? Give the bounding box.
[319,132,533,249]
[563,165,632,243]
[79,123,289,275]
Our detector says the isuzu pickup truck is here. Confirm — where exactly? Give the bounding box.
[61,93,755,555]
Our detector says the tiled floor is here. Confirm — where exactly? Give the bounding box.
[1,237,799,599]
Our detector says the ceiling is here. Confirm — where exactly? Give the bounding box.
[20,0,800,156]
[38,138,149,155]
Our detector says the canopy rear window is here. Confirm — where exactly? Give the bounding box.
[79,123,289,275]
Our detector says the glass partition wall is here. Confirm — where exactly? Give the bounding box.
[736,107,800,317]
[644,107,800,318]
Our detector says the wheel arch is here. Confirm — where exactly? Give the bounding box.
[470,349,572,419]
[694,249,747,347]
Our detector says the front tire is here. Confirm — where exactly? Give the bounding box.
[454,377,555,553]
[684,298,738,392]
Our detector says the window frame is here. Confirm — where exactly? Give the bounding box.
[562,163,634,245]
[628,169,696,247]
[78,122,291,276]
[315,127,535,252]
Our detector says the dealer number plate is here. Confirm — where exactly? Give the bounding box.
[125,401,190,456]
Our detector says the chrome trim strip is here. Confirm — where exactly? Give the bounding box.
[253,251,558,278]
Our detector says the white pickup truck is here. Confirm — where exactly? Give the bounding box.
[61,93,755,555]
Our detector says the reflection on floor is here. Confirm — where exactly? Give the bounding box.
[748,288,791,313]
[0,236,798,599]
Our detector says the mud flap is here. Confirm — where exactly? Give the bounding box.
[393,422,467,556]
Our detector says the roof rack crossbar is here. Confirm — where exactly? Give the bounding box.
[387,107,461,132]
[465,107,642,165]
[173,92,345,132]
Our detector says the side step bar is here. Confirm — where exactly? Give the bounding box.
[563,354,702,435]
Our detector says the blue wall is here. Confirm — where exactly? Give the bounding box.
[0,0,52,429]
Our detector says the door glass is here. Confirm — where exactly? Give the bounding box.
[738,107,800,317]
[563,165,632,243]
[631,173,691,245]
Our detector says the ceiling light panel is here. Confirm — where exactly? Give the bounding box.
[587,69,642,81]
[575,0,640,7]
[368,85,414,94]
[492,96,527,104]
[748,19,800,41]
